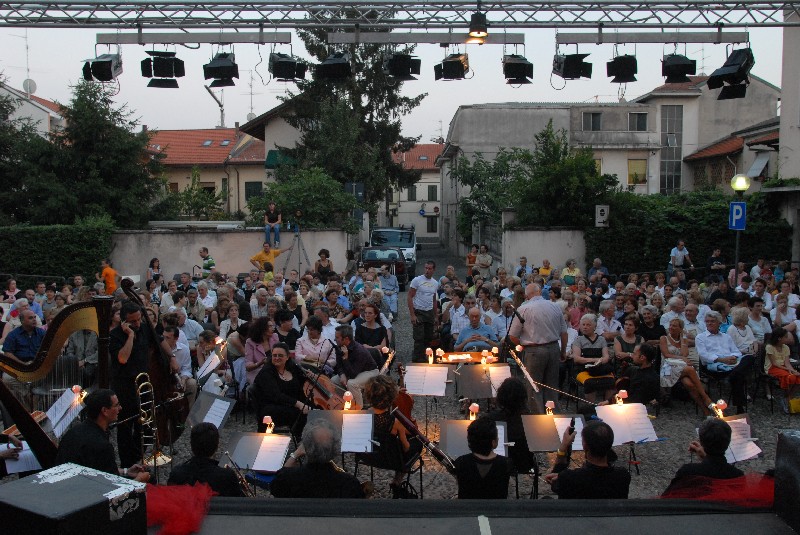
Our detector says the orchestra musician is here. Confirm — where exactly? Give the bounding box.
[453,418,512,499]
[251,342,310,435]
[167,422,244,497]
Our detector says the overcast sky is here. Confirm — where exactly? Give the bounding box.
[0,26,784,143]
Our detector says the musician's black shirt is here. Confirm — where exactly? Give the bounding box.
[454,453,512,499]
[109,324,153,380]
[271,462,365,498]
[54,420,118,475]
[552,462,631,499]
[168,457,245,497]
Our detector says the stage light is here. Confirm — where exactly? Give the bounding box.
[269,53,307,81]
[553,53,592,80]
[382,53,421,81]
[316,52,352,80]
[607,55,637,83]
[502,54,533,84]
[434,53,469,80]
[468,12,488,38]
[661,54,696,84]
[82,53,123,82]
[203,52,239,86]
[141,51,184,88]
[707,48,754,100]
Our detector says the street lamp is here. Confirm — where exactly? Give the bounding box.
[730,173,751,289]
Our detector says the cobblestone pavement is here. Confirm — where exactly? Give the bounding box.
[2,245,793,500]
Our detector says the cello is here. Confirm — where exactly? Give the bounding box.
[393,362,416,425]
[301,366,359,410]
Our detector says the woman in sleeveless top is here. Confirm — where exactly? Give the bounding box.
[315,249,335,285]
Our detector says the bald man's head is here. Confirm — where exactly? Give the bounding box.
[526,283,542,298]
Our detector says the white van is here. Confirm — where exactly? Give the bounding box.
[369,226,419,277]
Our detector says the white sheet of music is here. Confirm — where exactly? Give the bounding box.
[487,365,512,397]
[554,417,585,451]
[47,390,84,438]
[203,398,230,429]
[197,353,220,380]
[725,419,762,463]
[494,423,507,456]
[341,413,374,453]
[595,403,658,445]
[403,366,449,396]
[4,441,42,474]
[252,434,291,472]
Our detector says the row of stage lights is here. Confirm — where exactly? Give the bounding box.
[82,45,754,100]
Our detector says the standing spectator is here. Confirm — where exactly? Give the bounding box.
[249,241,288,272]
[706,247,727,282]
[475,244,493,279]
[342,250,358,282]
[95,258,119,296]
[407,260,439,363]
[378,264,399,319]
[67,329,99,389]
[314,249,335,285]
[668,239,694,277]
[198,247,216,278]
[264,200,282,247]
[465,244,478,276]
[147,257,162,281]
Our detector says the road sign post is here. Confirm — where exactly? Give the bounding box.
[729,201,747,287]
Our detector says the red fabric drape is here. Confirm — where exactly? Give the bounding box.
[147,483,215,535]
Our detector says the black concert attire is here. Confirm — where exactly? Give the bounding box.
[486,410,535,473]
[168,457,245,497]
[335,340,378,379]
[276,328,301,350]
[109,323,156,468]
[453,453,512,499]
[624,364,661,405]
[270,462,365,498]
[251,360,307,434]
[663,454,744,494]
[55,420,119,475]
[551,462,631,499]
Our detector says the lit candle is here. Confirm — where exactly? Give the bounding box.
[71,385,82,394]
[436,348,445,357]
[381,346,390,354]
[515,345,523,352]
[545,400,555,415]
[426,347,434,364]
[491,347,499,355]
[343,391,353,410]
[712,399,728,418]
[262,415,274,433]
[615,389,628,405]
[469,402,479,421]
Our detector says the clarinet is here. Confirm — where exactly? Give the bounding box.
[391,407,457,476]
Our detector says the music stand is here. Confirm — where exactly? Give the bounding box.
[186,391,235,429]
[404,364,453,433]
[307,410,374,453]
[552,414,586,451]
[721,414,761,463]
[595,403,659,475]
[439,419,508,459]
[520,415,562,453]
[222,432,292,474]
[454,363,511,401]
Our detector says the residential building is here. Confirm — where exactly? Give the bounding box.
[0,83,64,137]
[388,143,443,240]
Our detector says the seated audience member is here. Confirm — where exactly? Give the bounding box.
[271,419,366,498]
[168,422,245,497]
[765,327,800,411]
[275,309,302,350]
[295,316,336,373]
[55,389,149,482]
[572,314,615,404]
[454,417,512,499]
[454,307,499,352]
[663,418,743,494]
[486,377,535,474]
[332,325,379,407]
[544,421,630,499]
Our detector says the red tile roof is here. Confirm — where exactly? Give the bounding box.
[228,136,266,164]
[747,131,779,146]
[29,94,63,115]
[649,76,709,93]
[684,136,743,161]
[393,143,443,171]
[149,128,239,166]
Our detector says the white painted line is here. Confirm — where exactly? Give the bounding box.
[478,515,492,535]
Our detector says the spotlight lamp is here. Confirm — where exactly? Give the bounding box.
[434,53,469,81]
[606,54,637,83]
[203,52,239,87]
[382,53,422,81]
[268,53,307,82]
[662,54,696,84]
[141,51,185,88]
[553,53,592,80]
[316,52,352,80]
[468,12,488,38]
[82,53,123,82]
[502,54,533,85]
[707,48,754,100]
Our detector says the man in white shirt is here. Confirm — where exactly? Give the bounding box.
[660,297,687,328]
[176,308,204,349]
[197,282,217,315]
[313,305,339,341]
[695,311,753,414]
[596,300,622,344]
[750,278,773,311]
[163,326,197,406]
[407,260,439,363]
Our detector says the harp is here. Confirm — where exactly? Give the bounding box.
[0,296,113,469]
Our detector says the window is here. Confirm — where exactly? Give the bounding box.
[427,185,438,201]
[627,159,648,185]
[660,105,684,194]
[594,159,602,174]
[168,182,179,193]
[427,216,438,233]
[582,112,602,131]
[202,140,212,147]
[220,139,231,146]
[245,181,263,200]
[200,182,216,194]
[629,112,648,131]
[407,185,417,201]
[419,155,428,161]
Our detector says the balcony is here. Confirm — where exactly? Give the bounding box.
[571,130,660,150]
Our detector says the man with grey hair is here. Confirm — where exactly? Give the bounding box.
[250,288,269,318]
[271,418,365,498]
[509,283,569,413]
[596,300,622,344]
[185,288,207,322]
[660,296,687,328]
[196,281,217,314]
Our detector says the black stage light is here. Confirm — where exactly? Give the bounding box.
[147,78,180,88]
[317,52,352,80]
[606,55,637,83]
[502,54,533,84]
[553,53,592,80]
[209,78,236,87]
[662,54,696,84]
[382,53,422,81]
[203,53,239,82]
[469,12,488,38]
[141,51,185,88]
[269,53,306,81]
[707,48,754,100]
[83,53,123,82]
[718,84,748,100]
[434,53,469,80]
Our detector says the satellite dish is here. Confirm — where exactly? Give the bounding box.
[246,112,256,121]
[22,79,37,95]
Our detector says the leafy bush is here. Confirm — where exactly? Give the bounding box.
[584,190,791,275]
[0,215,116,285]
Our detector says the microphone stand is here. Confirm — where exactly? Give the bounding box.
[501,307,523,364]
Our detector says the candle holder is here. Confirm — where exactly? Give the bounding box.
[711,399,728,418]
[469,402,479,421]
[343,391,353,410]
[262,415,275,434]
[545,400,555,415]
[426,347,434,364]
[615,390,628,405]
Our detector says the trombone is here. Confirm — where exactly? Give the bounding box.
[223,450,255,497]
[136,372,171,484]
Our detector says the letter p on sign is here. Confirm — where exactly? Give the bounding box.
[729,202,746,231]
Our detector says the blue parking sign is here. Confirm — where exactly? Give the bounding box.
[729,202,746,231]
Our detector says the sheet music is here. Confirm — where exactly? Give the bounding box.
[595,403,658,445]
[252,435,291,472]
[47,390,84,438]
[202,375,225,394]
[554,417,585,451]
[203,398,230,429]
[197,353,220,380]
[487,365,512,397]
[403,366,449,396]
[494,423,506,456]
[4,441,42,474]
[341,413,373,453]
[725,419,762,463]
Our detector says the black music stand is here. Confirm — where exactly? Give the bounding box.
[439,419,508,459]
[454,363,511,403]
[221,432,292,473]
[186,391,236,429]
[404,363,453,433]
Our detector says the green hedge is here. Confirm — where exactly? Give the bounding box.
[584,190,791,276]
[0,216,116,287]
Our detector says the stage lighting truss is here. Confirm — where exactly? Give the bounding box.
[203,51,239,87]
[707,47,754,100]
[141,50,185,88]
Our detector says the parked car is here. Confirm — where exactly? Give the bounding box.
[369,226,418,277]
[359,246,409,291]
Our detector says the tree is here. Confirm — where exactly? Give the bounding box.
[277,20,427,209]
[179,167,227,219]
[247,168,361,233]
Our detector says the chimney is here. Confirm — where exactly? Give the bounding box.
[235,121,240,139]
[142,124,148,133]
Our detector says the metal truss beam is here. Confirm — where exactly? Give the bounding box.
[0,1,798,30]
[556,30,750,44]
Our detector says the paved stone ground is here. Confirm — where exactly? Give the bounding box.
[2,245,794,499]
